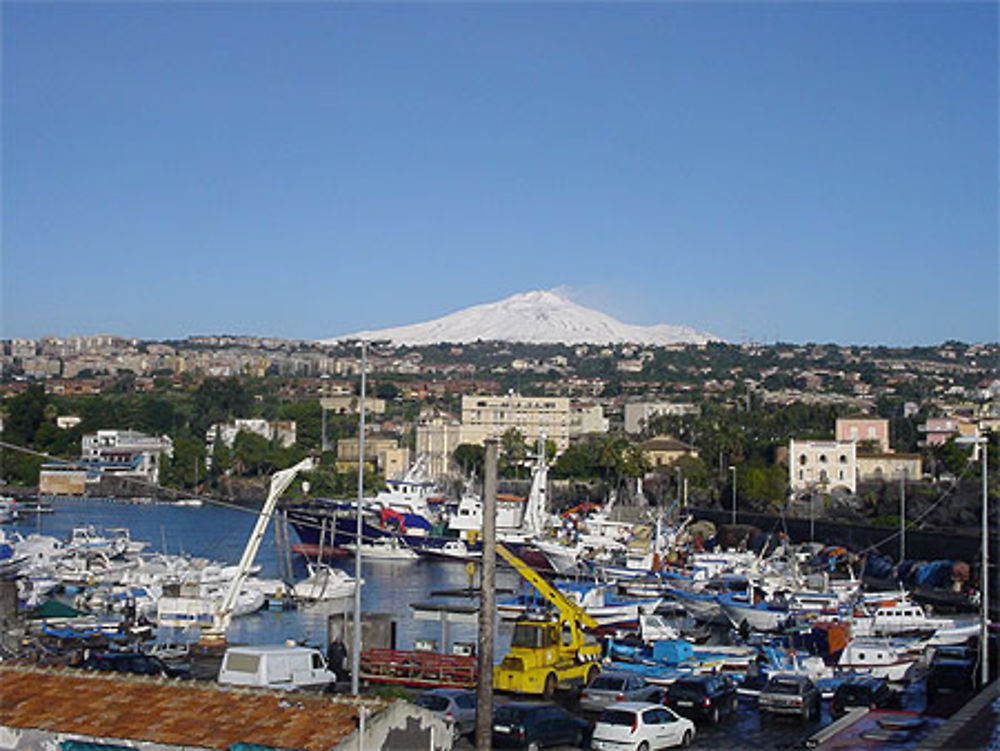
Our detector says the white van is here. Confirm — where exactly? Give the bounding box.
[218,645,336,690]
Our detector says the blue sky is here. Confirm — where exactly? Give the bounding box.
[3,3,997,345]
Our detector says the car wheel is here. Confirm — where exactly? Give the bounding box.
[711,706,720,724]
[586,664,600,685]
[543,673,557,699]
[682,730,693,747]
[637,742,649,751]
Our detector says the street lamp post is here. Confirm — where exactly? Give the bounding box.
[729,465,736,525]
[900,468,906,563]
[351,341,367,696]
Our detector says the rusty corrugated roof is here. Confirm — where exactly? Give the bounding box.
[0,665,388,750]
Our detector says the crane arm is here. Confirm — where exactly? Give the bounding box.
[496,543,598,629]
[209,457,314,637]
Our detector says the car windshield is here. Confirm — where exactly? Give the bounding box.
[494,706,527,724]
[767,680,802,695]
[590,676,627,691]
[837,686,871,702]
[598,709,636,726]
[415,695,450,712]
[670,682,704,697]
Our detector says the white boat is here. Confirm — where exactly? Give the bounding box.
[292,564,358,601]
[837,638,919,682]
[346,537,419,561]
[156,589,266,628]
[426,540,481,561]
[718,592,790,632]
[851,600,978,638]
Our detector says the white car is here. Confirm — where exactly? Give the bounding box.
[591,701,695,751]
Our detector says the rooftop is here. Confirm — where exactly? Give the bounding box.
[0,665,386,751]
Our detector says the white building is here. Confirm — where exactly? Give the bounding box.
[81,429,174,485]
[789,439,856,495]
[461,393,571,452]
[205,419,297,468]
[624,401,701,435]
[569,403,609,438]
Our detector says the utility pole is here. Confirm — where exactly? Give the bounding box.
[475,439,498,751]
[729,465,737,525]
[980,438,989,687]
[351,341,367,696]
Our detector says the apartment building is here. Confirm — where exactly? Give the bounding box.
[461,393,571,452]
[835,416,891,453]
[624,401,701,435]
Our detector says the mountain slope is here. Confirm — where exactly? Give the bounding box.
[327,290,721,346]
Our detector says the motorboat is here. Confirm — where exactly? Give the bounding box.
[837,638,919,682]
[292,564,358,601]
[345,536,419,561]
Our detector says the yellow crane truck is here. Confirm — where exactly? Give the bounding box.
[492,543,602,698]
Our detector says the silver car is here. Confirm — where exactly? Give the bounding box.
[413,688,477,739]
[580,671,662,713]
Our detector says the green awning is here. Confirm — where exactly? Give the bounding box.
[30,599,85,619]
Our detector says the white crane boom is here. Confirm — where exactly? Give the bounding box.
[205,457,314,639]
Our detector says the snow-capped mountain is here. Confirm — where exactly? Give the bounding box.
[327,290,721,346]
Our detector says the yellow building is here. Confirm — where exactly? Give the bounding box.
[640,435,700,469]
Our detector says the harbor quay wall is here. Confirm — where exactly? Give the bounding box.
[687,506,986,565]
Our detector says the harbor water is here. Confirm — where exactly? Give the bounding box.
[10,497,523,653]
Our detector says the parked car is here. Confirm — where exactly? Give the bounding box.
[492,701,591,749]
[592,702,695,750]
[663,674,738,724]
[580,671,662,713]
[831,675,896,717]
[81,651,190,679]
[926,653,978,701]
[757,674,820,721]
[413,688,477,740]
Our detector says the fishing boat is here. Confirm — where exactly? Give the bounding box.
[837,638,919,682]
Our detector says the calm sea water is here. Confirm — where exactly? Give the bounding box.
[11,498,521,653]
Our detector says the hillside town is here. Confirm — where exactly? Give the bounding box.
[2,334,996,533]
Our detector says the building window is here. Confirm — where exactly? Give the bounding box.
[840,455,848,464]
[799,454,807,466]
[819,454,827,463]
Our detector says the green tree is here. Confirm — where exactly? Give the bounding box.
[500,428,528,478]
[192,378,252,434]
[375,383,400,401]
[453,443,485,478]
[232,431,274,476]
